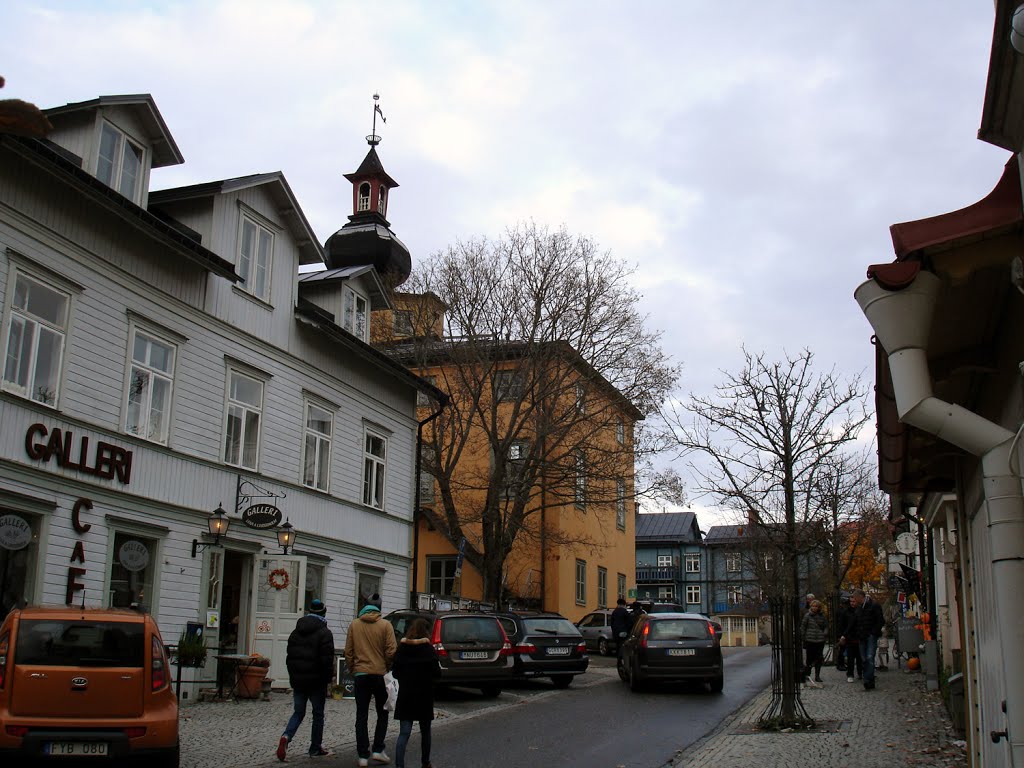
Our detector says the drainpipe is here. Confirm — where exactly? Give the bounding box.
[856,269,1024,763]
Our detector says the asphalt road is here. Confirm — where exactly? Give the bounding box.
[415,645,772,768]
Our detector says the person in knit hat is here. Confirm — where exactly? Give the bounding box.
[344,597,397,767]
[277,598,334,761]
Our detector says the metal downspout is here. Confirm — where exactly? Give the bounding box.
[856,272,1024,764]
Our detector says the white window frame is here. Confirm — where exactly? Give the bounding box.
[301,399,334,492]
[426,556,457,596]
[726,552,741,572]
[686,585,701,605]
[393,309,413,337]
[417,375,437,408]
[685,553,701,573]
[362,428,387,510]
[575,559,587,605]
[493,368,525,402]
[616,478,627,530]
[501,440,529,500]
[237,213,274,303]
[223,368,264,471]
[616,420,625,444]
[419,443,436,504]
[658,586,675,600]
[96,120,144,203]
[657,555,673,568]
[597,567,608,609]
[728,585,743,604]
[574,382,586,414]
[574,451,586,507]
[357,182,371,212]
[378,185,387,216]
[123,323,177,445]
[343,286,369,342]
[617,572,627,603]
[2,268,71,407]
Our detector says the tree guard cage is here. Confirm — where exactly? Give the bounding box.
[758,595,814,729]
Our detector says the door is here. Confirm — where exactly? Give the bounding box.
[250,555,306,681]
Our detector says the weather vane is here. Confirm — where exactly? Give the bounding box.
[367,92,386,147]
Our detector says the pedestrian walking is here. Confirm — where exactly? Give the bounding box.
[345,598,398,766]
[834,596,851,672]
[391,618,441,768]
[277,598,335,761]
[839,596,863,683]
[800,599,828,686]
[852,588,885,690]
[610,597,633,662]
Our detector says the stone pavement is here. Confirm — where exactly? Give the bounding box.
[672,662,967,768]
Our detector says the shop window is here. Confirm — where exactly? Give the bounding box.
[108,532,157,610]
[0,512,39,614]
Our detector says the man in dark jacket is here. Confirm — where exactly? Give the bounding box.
[834,596,851,672]
[610,598,633,661]
[278,598,335,761]
[852,588,885,690]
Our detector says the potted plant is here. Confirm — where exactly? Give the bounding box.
[329,683,345,701]
[237,653,271,699]
[175,630,207,668]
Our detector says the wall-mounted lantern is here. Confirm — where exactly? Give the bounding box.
[191,503,231,558]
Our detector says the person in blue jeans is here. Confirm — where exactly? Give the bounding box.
[852,589,885,691]
[277,599,335,761]
[392,618,441,768]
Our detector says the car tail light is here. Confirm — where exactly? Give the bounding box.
[515,643,536,654]
[151,636,168,691]
[124,727,147,739]
[576,642,586,654]
[6,725,29,738]
[0,634,8,691]
[430,620,447,659]
[498,624,514,657]
[707,621,716,638]
[640,622,650,650]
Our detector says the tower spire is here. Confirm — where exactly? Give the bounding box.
[367,92,385,147]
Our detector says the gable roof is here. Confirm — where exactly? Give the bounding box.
[298,265,391,308]
[44,94,183,167]
[149,172,324,266]
[703,525,750,545]
[635,512,699,542]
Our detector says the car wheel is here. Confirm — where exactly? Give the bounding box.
[480,684,502,698]
[617,656,628,682]
[552,675,573,689]
[598,637,609,656]
[629,661,644,692]
[154,745,180,768]
[709,674,724,693]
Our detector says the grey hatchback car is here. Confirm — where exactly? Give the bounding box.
[618,612,723,692]
[383,609,514,697]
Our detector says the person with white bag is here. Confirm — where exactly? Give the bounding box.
[391,619,441,768]
[344,600,398,766]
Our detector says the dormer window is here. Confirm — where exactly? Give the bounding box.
[238,214,273,302]
[343,286,369,341]
[378,185,387,216]
[97,121,144,203]
[357,182,371,212]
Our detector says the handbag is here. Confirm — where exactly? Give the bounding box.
[383,671,399,712]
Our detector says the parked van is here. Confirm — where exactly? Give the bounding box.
[0,606,179,766]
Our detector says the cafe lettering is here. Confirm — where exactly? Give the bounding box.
[24,423,133,485]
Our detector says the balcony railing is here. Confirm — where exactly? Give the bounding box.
[635,567,681,583]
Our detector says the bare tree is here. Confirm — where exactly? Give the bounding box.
[667,348,869,727]
[389,222,681,603]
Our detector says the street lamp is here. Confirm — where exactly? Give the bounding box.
[277,518,296,555]
[191,503,231,558]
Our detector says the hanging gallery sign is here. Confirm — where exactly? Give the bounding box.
[241,503,283,529]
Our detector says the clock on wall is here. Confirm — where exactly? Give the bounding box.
[896,531,917,555]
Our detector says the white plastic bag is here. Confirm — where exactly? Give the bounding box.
[383,672,399,712]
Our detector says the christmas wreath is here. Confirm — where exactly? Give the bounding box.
[268,568,290,590]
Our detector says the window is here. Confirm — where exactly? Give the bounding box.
[417,375,436,407]
[616,420,625,444]
[686,585,701,604]
[763,553,774,571]
[343,286,369,341]
[501,441,529,499]
[238,215,273,302]
[363,429,387,509]
[427,557,457,596]
[685,553,700,573]
[0,513,39,614]
[726,552,741,572]
[617,573,626,603]
[575,559,586,604]
[656,555,672,568]
[575,451,586,507]
[302,401,333,492]
[124,327,175,444]
[108,531,157,610]
[97,121,143,202]
[728,585,743,604]
[597,567,608,608]
[493,368,524,401]
[575,382,586,414]
[3,272,70,406]
[418,444,435,504]
[393,310,413,337]
[378,185,387,216]
[304,563,326,612]
[223,370,263,470]
[658,586,675,600]
[357,182,371,212]
[616,479,626,529]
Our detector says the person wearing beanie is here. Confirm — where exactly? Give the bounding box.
[277,598,335,761]
[345,599,397,766]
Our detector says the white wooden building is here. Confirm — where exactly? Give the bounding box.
[0,94,436,686]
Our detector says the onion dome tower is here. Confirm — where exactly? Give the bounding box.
[324,93,411,285]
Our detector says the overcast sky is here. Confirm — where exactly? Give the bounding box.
[1,2,1009,523]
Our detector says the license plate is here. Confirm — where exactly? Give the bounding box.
[44,742,109,756]
[668,648,696,656]
[545,646,571,655]
[461,651,488,659]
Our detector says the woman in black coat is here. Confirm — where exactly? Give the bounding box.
[392,618,441,768]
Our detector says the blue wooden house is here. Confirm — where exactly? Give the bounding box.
[634,512,709,614]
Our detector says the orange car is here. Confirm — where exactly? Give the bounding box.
[0,606,179,766]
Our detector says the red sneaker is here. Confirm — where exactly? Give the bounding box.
[277,736,288,762]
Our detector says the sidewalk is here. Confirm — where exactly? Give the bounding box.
[673,663,967,768]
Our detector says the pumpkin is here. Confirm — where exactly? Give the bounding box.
[906,656,921,671]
